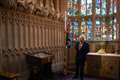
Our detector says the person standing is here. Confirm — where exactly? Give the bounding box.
[73,35,89,80]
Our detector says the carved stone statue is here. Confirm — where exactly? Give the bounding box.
[0,0,59,19]
[43,0,50,17]
[25,0,37,14]
[49,0,56,17]
[56,11,60,19]
[34,0,45,16]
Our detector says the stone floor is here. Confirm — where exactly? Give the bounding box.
[52,73,112,80]
[27,72,113,80]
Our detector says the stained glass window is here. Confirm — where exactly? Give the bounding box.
[101,17,114,41]
[73,0,80,16]
[81,0,87,16]
[65,0,118,42]
[107,17,113,41]
[69,19,79,41]
[101,0,106,16]
[67,0,77,16]
[109,0,113,15]
[96,0,101,15]
[87,18,92,40]
[113,0,117,13]
[113,18,117,40]
[81,18,86,33]
[67,0,72,8]
[95,18,101,40]
[87,0,92,15]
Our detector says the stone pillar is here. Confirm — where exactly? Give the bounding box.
[19,14,25,49]
[7,12,14,49]
[1,10,8,49]
[49,22,52,48]
[116,0,120,54]
[34,20,38,48]
[29,16,34,48]
[38,20,42,48]
[14,13,20,49]
[24,15,29,49]
[92,0,96,41]
[27,19,30,49]
[91,0,96,52]
[45,21,48,48]
[0,9,1,51]
[117,0,120,40]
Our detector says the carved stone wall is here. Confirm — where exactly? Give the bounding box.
[0,0,64,21]
[0,7,65,80]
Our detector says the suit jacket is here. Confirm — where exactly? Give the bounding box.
[75,41,89,64]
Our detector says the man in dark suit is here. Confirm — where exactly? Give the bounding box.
[73,35,89,80]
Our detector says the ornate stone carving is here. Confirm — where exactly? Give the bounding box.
[43,0,50,17]
[34,0,44,16]
[25,0,37,14]
[16,0,26,11]
[56,11,61,20]
[0,0,62,20]
[49,0,56,18]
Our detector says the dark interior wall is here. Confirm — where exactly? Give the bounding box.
[0,6,65,80]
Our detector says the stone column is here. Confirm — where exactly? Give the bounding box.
[32,17,36,48]
[0,8,2,51]
[49,22,52,48]
[19,14,25,49]
[24,15,29,49]
[116,0,120,54]
[48,22,50,48]
[7,12,14,49]
[29,16,33,48]
[42,20,45,48]
[46,24,49,48]
[27,16,31,49]
[91,0,96,52]
[52,22,54,48]
[14,13,20,49]
[117,0,120,40]
[38,21,42,48]
[36,20,39,48]
[34,22,38,48]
